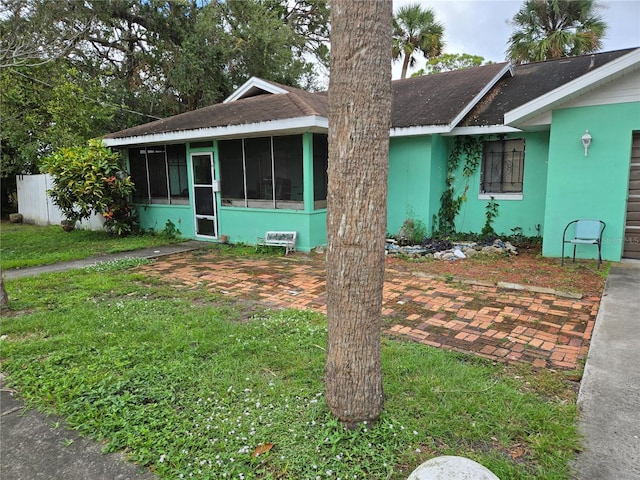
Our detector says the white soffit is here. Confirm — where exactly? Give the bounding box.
[390,125,451,137]
[504,48,640,126]
[519,110,553,128]
[223,77,289,103]
[448,125,523,136]
[102,116,328,147]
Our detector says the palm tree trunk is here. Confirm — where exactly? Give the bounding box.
[325,0,392,427]
[401,52,411,78]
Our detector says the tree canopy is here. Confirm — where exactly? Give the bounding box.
[0,0,329,212]
[411,53,489,76]
[392,3,444,79]
[506,0,607,64]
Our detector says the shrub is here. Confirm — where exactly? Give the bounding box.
[42,139,137,236]
[398,214,428,245]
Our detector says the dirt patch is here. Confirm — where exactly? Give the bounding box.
[382,246,607,298]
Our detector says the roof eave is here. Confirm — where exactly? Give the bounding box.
[447,125,523,136]
[102,116,328,147]
[390,125,451,137]
[504,48,640,126]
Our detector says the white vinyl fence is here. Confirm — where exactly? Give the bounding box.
[16,174,105,231]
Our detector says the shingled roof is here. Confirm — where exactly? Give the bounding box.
[103,48,638,144]
[103,87,328,140]
[390,62,510,129]
[459,48,637,127]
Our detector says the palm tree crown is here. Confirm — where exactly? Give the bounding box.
[393,3,444,79]
[506,0,607,64]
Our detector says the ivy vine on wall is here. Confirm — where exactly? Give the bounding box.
[435,136,484,237]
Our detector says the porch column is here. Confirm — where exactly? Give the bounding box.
[302,132,314,213]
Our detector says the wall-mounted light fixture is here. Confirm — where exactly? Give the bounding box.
[581,129,592,156]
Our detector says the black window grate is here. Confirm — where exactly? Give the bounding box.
[481,139,525,194]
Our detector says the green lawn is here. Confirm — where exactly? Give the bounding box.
[0,259,581,479]
[0,222,184,270]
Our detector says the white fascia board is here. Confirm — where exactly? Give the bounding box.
[390,125,451,137]
[505,48,640,125]
[449,63,515,129]
[102,116,328,147]
[223,77,289,103]
[447,125,523,136]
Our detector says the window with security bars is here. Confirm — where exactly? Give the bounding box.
[480,138,525,194]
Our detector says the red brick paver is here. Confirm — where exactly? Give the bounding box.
[138,252,599,370]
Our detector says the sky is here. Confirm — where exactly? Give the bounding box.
[391,0,640,78]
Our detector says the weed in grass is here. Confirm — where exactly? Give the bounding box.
[85,257,153,273]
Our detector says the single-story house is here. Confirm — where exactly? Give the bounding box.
[103,47,640,261]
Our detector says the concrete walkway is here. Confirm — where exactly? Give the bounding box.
[0,374,156,480]
[574,261,640,479]
[2,240,205,280]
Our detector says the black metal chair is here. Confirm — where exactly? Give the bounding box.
[561,219,606,269]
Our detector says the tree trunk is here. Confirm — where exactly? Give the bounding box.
[401,50,411,79]
[325,0,392,426]
[0,269,8,307]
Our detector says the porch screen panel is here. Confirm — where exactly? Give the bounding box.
[273,135,303,209]
[146,147,169,202]
[244,137,273,205]
[313,133,328,209]
[129,148,150,203]
[167,145,188,203]
[193,155,213,185]
[219,139,245,206]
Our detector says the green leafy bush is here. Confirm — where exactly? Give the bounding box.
[480,196,500,240]
[398,207,428,245]
[42,139,137,236]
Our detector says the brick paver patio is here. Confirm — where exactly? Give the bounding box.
[138,252,600,370]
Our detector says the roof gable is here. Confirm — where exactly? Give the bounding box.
[458,48,638,130]
[223,77,305,103]
[504,48,640,126]
[390,62,512,135]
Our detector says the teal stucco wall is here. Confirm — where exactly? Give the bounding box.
[386,133,550,241]
[542,102,640,261]
[135,204,195,235]
[387,136,434,236]
[453,132,549,238]
[216,207,324,251]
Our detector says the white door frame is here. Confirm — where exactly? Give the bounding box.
[191,152,219,239]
